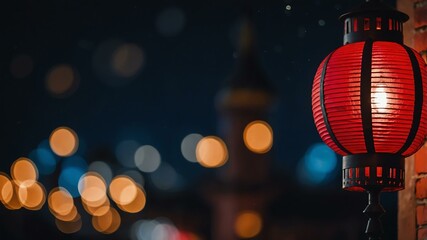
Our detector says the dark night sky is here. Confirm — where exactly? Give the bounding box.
[1,0,358,177]
[1,0,399,239]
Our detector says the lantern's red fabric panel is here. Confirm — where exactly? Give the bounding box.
[370,42,414,153]
[312,41,427,157]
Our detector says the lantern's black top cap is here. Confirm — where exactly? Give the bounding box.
[339,0,409,22]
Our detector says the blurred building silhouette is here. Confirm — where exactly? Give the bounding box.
[210,16,276,240]
[204,14,367,240]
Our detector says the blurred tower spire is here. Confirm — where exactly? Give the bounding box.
[216,11,275,185]
[209,10,276,240]
[218,13,274,110]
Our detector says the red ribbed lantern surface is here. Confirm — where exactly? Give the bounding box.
[313,41,427,158]
[311,0,427,194]
[311,1,427,238]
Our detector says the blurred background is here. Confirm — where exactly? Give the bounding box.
[1,0,399,239]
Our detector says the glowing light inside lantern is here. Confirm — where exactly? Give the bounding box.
[373,87,388,112]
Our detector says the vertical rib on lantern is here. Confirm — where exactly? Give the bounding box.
[312,41,427,158]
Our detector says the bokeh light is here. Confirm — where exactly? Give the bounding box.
[0,174,22,210]
[0,173,11,203]
[78,172,107,207]
[10,54,33,79]
[93,39,142,87]
[30,146,57,175]
[18,181,46,210]
[234,210,263,239]
[55,205,79,222]
[156,8,186,36]
[116,184,146,213]
[134,145,161,173]
[10,157,38,186]
[176,231,201,240]
[152,222,179,240]
[2,181,22,210]
[151,162,182,191]
[298,143,338,185]
[88,161,113,186]
[59,156,87,197]
[92,207,113,233]
[55,214,82,234]
[178,231,201,240]
[243,120,273,154]
[196,136,228,168]
[305,143,337,174]
[103,209,121,234]
[112,43,144,78]
[131,220,157,240]
[116,140,139,168]
[92,207,121,234]
[49,127,79,157]
[318,19,326,26]
[48,187,75,218]
[181,133,203,163]
[131,219,180,240]
[83,200,110,217]
[121,170,145,187]
[109,175,137,206]
[1,179,14,205]
[45,64,79,97]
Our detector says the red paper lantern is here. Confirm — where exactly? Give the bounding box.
[313,40,427,191]
[312,1,427,192]
[312,1,427,238]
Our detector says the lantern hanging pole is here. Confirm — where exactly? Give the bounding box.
[363,188,385,240]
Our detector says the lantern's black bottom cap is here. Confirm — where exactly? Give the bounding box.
[342,153,404,192]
